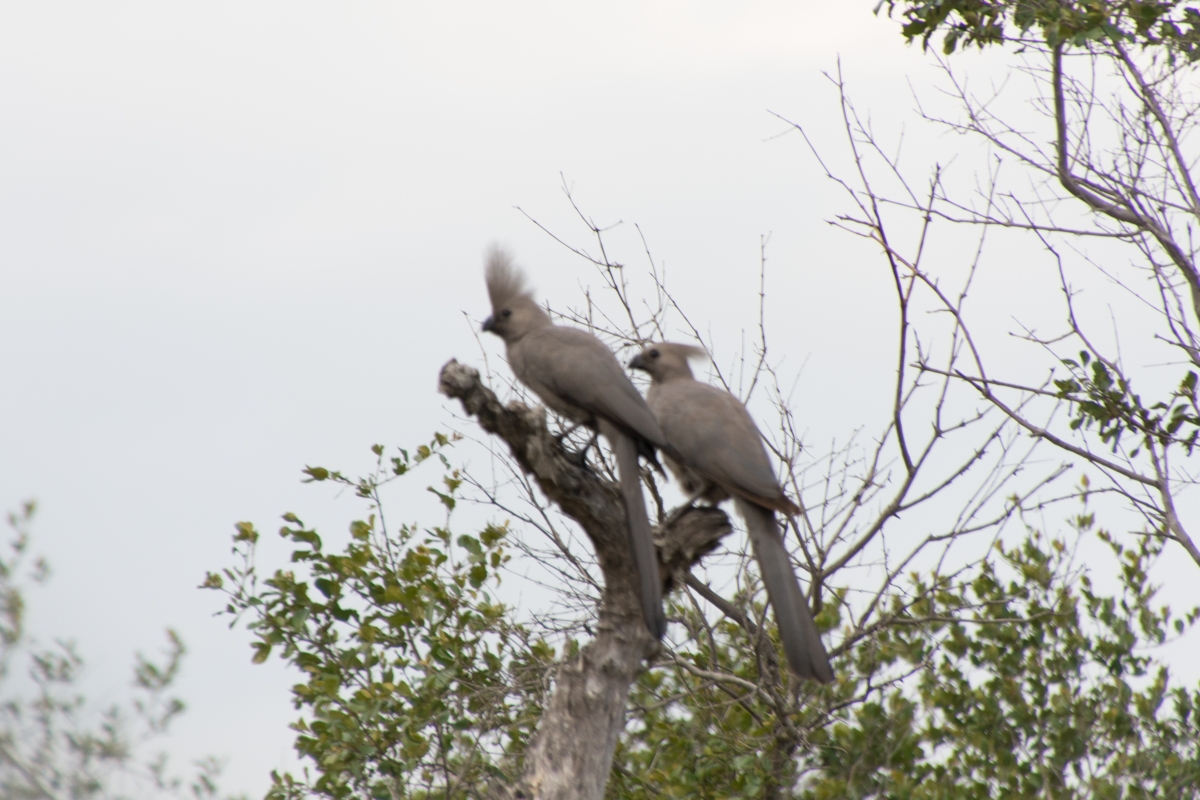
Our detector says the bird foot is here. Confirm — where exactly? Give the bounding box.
[555,426,599,469]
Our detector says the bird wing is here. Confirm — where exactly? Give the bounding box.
[520,326,667,446]
[599,417,667,639]
[651,380,795,513]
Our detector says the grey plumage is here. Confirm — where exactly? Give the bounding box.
[629,342,834,682]
[481,248,668,639]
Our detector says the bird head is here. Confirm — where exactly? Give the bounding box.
[628,342,708,382]
[481,246,551,343]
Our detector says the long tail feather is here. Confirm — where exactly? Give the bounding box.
[602,419,667,639]
[737,499,834,683]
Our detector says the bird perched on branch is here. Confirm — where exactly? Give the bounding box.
[480,247,670,639]
[629,342,834,682]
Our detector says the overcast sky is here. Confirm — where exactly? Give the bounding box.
[2,3,1196,797]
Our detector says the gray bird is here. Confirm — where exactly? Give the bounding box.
[480,248,668,639]
[629,342,834,682]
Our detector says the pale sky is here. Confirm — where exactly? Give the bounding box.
[2,4,1195,797]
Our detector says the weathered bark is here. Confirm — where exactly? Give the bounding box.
[438,359,732,800]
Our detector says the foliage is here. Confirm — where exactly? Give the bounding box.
[205,438,556,800]
[609,507,1200,798]
[793,2,1200,790]
[805,522,1200,798]
[0,502,237,800]
[880,0,1200,59]
[1055,351,1200,457]
[217,439,1200,798]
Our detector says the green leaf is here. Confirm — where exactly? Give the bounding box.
[251,642,272,664]
[234,521,259,543]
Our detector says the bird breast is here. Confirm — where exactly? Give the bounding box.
[507,331,595,426]
[648,377,784,507]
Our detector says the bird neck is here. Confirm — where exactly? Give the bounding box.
[526,305,553,330]
[655,365,696,384]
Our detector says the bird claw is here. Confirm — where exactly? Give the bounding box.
[555,425,599,470]
[564,445,592,469]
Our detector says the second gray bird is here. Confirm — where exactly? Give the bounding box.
[480,248,669,639]
[629,342,834,682]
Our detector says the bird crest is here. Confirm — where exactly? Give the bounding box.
[630,341,710,381]
[485,246,534,311]
[657,342,709,362]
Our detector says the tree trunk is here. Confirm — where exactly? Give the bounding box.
[438,360,731,800]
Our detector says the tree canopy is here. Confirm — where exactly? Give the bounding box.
[210,1,1200,796]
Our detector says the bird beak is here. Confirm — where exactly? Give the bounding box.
[481,315,496,333]
[628,353,645,371]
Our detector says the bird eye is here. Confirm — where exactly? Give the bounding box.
[501,309,512,318]
[649,349,659,358]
